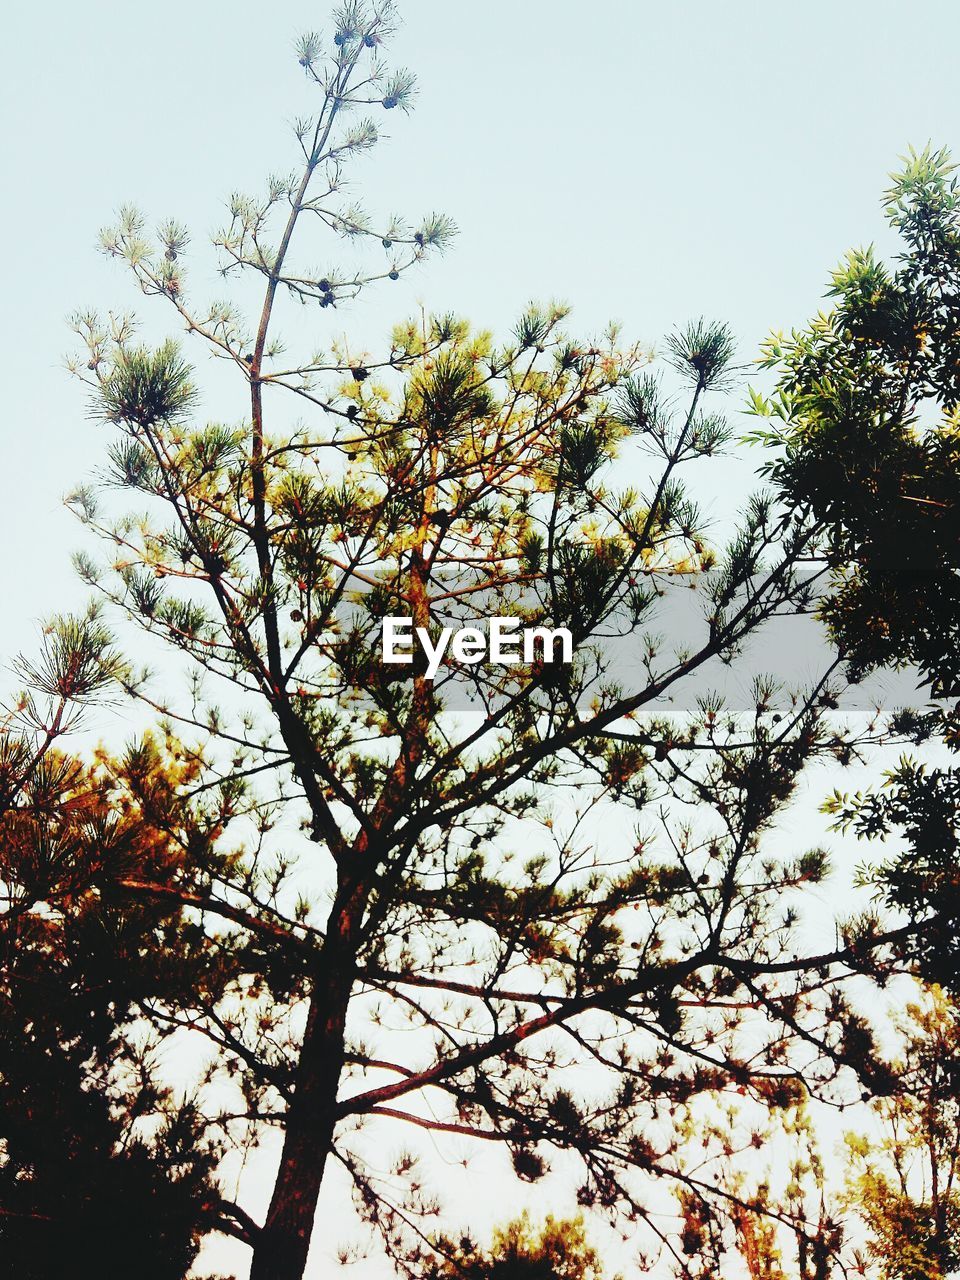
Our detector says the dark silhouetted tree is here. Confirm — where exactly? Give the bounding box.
[0,614,255,1277]
[754,147,960,994]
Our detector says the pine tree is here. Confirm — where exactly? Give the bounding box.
[53,5,928,1278]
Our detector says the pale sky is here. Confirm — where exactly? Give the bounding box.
[2,2,958,1276]
[4,0,960,659]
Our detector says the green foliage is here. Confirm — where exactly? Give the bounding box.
[14,606,125,708]
[666,318,737,392]
[426,1214,617,1280]
[751,145,960,695]
[98,340,197,428]
[752,148,960,1001]
[826,758,960,988]
[844,991,960,1280]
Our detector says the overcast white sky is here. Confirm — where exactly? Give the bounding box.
[3,2,959,1276]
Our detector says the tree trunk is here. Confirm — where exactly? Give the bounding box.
[248,981,349,1280]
